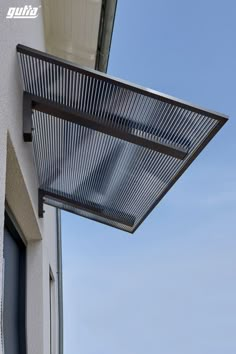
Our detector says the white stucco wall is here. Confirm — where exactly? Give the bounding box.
[0,2,60,354]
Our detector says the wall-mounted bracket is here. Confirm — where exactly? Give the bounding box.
[38,189,45,218]
[23,92,33,142]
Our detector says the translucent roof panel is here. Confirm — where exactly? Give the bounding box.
[17,44,228,233]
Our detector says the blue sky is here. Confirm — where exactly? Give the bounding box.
[62,1,236,353]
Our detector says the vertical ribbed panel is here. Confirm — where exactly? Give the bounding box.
[16,45,227,232]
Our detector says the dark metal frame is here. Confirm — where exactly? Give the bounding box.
[39,189,135,228]
[17,44,228,122]
[17,44,228,233]
[133,119,226,232]
[23,92,188,159]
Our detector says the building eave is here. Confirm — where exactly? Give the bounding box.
[95,0,118,72]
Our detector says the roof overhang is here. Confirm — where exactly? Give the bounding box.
[42,0,117,72]
[17,44,228,233]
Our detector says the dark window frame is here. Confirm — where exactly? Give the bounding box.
[4,211,27,354]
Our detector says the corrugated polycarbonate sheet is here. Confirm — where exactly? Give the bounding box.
[17,45,227,233]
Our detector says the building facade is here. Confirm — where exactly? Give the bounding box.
[0,1,117,353]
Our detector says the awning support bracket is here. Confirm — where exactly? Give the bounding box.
[23,91,188,160]
[38,188,135,228]
[38,189,45,218]
[23,91,33,142]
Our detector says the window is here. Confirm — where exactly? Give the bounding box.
[3,212,26,354]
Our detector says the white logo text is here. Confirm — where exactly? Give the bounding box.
[6,5,41,19]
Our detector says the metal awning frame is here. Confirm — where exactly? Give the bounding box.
[17,44,228,233]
